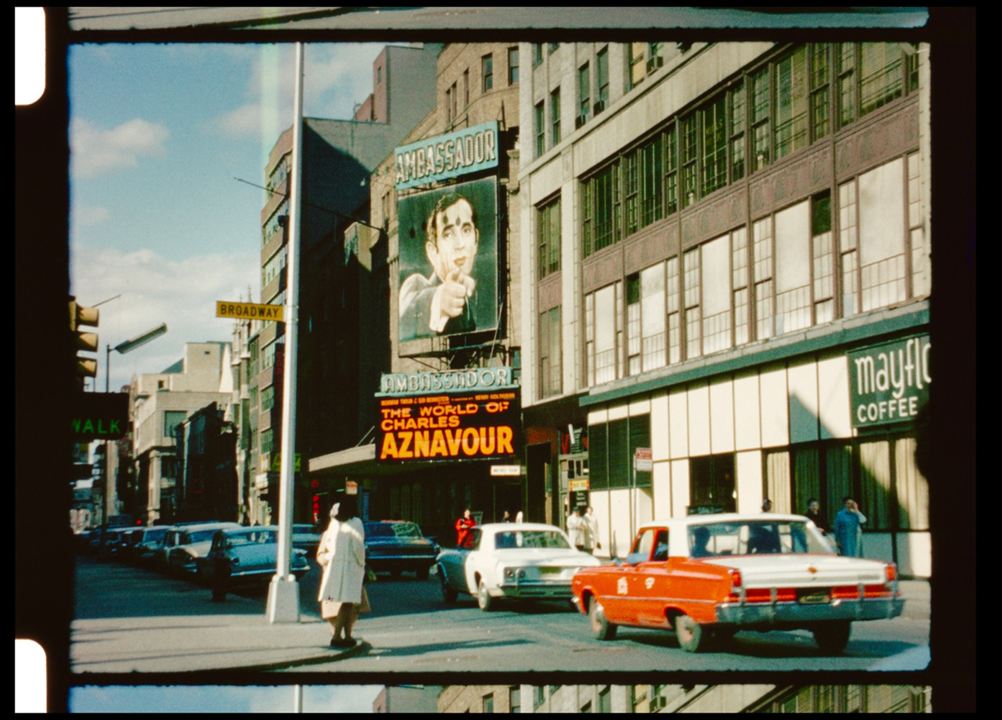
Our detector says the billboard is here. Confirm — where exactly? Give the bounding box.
[376,369,520,464]
[848,334,930,428]
[397,176,499,343]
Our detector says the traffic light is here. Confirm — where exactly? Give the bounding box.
[69,296,99,384]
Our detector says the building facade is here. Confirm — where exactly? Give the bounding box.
[310,42,525,543]
[129,341,232,524]
[251,44,440,526]
[518,41,931,575]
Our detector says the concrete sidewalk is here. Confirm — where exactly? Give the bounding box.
[70,580,931,675]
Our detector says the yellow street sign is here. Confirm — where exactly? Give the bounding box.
[216,300,284,322]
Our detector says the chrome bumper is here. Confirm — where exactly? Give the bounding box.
[716,597,904,626]
[497,580,573,599]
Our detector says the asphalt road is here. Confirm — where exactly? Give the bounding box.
[72,555,930,673]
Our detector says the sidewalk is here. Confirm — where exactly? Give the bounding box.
[70,580,931,675]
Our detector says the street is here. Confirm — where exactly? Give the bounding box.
[71,554,930,674]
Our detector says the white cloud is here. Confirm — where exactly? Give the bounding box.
[70,245,258,390]
[75,205,110,227]
[72,117,170,179]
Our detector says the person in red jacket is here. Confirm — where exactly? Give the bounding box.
[455,508,476,548]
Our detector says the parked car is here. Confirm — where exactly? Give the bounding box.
[154,521,226,571]
[122,525,171,565]
[292,523,322,557]
[364,520,440,579]
[165,522,241,576]
[437,522,602,610]
[196,526,310,600]
[96,527,130,560]
[570,513,904,654]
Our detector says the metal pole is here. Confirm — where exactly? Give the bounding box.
[268,42,305,623]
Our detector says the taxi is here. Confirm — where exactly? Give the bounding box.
[570,513,903,653]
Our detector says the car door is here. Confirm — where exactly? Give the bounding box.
[633,528,673,627]
[599,528,657,625]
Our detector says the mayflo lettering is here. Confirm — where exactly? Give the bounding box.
[850,335,931,427]
[394,122,499,189]
[379,367,515,396]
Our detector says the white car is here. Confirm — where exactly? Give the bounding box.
[165,522,241,576]
[436,522,602,611]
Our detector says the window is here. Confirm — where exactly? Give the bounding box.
[482,695,494,713]
[753,217,774,339]
[261,386,275,412]
[689,453,736,512]
[732,227,750,345]
[164,411,186,439]
[857,158,907,311]
[666,256,681,364]
[908,152,929,297]
[598,687,612,713]
[627,273,641,375]
[577,63,590,125]
[701,234,731,354]
[587,282,621,385]
[683,247,701,358]
[588,415,650,489]
[596,47,609,113]
[701,94,727,194]
[837,43,857,128]
[548,42,559,55]
[810,43,831,141]
[534,101,545,158]
[729,82,745,181]
[640,133,663,224]
[812,191,834,323]
[508,46,519,85]
[751,65,771,170]
[774,46,808,159]
[664,124,679,216]
[623,150,639,235]
[533,686,545,709]
[537,196,561,278]
[509,687,521,713]
[482,54,493,92]
[262,200,288,246]
[641,263,666,371]
[627,42,646,90]
[463,69,469,107]
[681,114,698,207]
[860,42,904,115]
[839,179,859,316]
[538,307,562,399]
[550,87,561,146]
[774,200,812,335]
[582,162,619,257]
[262,246,287,288]
[532,43,543,67]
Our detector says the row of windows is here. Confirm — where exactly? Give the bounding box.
[444,47,519,125]
[577,42,919,258]
[535,46,609,157]
[262,200,288,248]
[577,155,925,391]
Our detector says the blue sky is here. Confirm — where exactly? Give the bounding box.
[69,685,384,713]
[69,43,387,392]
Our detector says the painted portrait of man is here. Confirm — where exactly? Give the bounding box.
[398,178,498,342]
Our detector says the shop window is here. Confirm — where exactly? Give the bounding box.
[894,436,929,530]
[763,449,791,514]
[689,453,736,512]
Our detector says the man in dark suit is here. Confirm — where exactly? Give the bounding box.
[400,192,479,339]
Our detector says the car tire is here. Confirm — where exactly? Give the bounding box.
[674,614,706,653]
[477,580,495,611]
[440,570,458,604]
[813,621,851,654]
[588,598,617,641]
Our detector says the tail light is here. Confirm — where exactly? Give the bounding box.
[729,569,743,588]
[885,563,897,584]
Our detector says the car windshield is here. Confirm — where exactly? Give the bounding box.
[367,522,423,539]
[687,520,835,557]
[144,529,167,542]
[227,530,277,546]
[494,530,570,550]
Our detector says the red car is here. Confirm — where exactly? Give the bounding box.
[571,513,903,654]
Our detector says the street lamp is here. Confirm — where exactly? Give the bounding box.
[107,322,169,392]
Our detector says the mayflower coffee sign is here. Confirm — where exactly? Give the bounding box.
[848,334,930,428]
[376,369,520,463]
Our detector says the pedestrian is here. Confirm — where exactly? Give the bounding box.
[501,510,512,523]
[834,496,867,557]
[567,507,586,551]
[761,498,773,512]
[514,510,524,523]
[455,508,476,548]
[316,496,368,649]
[805,497,830,535]
[583,506,602,554]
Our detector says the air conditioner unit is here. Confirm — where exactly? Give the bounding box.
[575,114,587,129]
[647,56,664,72]
[650,696,667,711]
[593,100,606,114]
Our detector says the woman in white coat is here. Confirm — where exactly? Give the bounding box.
[316,495,367,648]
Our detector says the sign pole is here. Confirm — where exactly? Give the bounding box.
[267,42,304,624]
